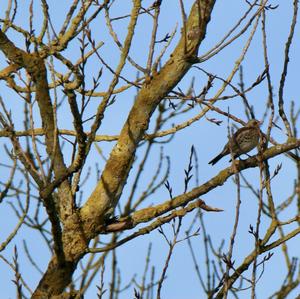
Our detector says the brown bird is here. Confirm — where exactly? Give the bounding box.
[208,119,261,165]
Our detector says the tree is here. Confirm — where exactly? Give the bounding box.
[0,0,299,298]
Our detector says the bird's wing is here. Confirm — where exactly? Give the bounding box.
[233,126,251,142]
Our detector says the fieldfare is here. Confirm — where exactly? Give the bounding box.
[208,119,261,165]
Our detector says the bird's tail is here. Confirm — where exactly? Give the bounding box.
[208,153,224,165]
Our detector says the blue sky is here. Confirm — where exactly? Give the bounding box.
[0,1,299,298]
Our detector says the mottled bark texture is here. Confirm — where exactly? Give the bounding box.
[0,1,216,297]
[80,0,216,232]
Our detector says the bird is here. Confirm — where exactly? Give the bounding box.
[208,119,261,165]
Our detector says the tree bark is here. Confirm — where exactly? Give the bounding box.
[1,1,216,297]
